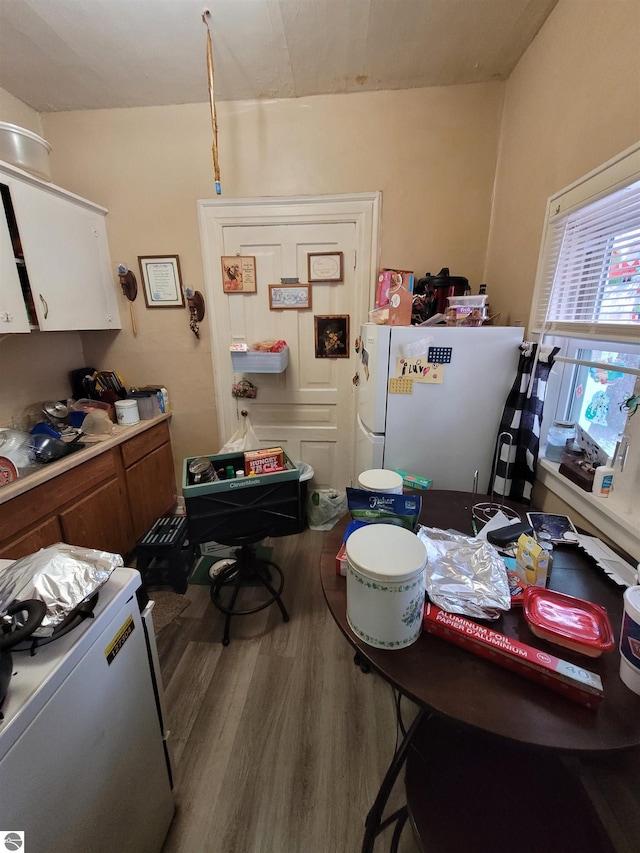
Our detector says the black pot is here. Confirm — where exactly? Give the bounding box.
[416,268,470,317]
[0,599,47,711]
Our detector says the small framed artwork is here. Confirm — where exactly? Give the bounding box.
[314,314,350,358]
[221,255,257,293]
[138,255,185,308]
[308,251,343,282]
[268,283,312,310]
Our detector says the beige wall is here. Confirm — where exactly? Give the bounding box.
[484,0,640,329]
[484,0,640,524]
[38,84,504,486]
[0,87,44,137]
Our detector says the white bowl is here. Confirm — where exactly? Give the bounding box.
[0,122,52,180]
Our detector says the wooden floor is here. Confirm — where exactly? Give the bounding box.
[157,528,419,853]
[156,527,640,853]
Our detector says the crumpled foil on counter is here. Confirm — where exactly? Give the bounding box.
[0,543,122,635]
[417,527,511,620]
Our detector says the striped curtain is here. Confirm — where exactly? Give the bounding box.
[488,342,559,504]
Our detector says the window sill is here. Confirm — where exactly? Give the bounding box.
[536,458,640,562]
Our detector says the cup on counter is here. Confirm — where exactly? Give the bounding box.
[128,391,159,420]
[114,399,140,426]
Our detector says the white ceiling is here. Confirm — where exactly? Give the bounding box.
[0,0,559,113]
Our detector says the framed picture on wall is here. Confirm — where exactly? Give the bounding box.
[314,314,349,358]
[221,255,257,293]
[138,255,185,308]
[307,252,343,282]
[268,284,312,310]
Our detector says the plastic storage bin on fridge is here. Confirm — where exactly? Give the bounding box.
[346,524,427,649]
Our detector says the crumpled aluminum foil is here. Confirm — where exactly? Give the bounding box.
[0,543,122,635]
[417,526,511,620]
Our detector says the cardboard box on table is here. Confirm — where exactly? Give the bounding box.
[182,449,302,544]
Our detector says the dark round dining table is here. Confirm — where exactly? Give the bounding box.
[320,491,640,852]
[320,490,640,752]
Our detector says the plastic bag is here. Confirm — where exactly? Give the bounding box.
[218,413,259,453]
[307,489,348,531]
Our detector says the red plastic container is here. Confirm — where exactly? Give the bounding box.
[522,587,615,657]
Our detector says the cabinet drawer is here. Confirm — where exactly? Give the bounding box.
[120,421,171,469]
[0,451,118,543]
[0,516,63,560]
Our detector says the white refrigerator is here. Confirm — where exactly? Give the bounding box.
[356,323,524,491]
[0,566,175,853]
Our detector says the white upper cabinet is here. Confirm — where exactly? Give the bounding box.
[0,187,31,332]
[0,161,121,332]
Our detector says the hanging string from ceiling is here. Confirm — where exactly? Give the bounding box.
[202,9,221,195]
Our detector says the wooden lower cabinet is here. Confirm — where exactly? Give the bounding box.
[0,419,177,561]
[60,478,133,556]
[124,441,176,541]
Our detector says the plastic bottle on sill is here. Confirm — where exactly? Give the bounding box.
[592,460,615,497]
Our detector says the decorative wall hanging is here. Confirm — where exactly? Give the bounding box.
[308,252,343,282]
[202,9,221,195]
[117,263,138,335]
[138,255,185,307]
[184,288,205,339]
[221,256,257,292]
[268,284,312,310]
[314,315,349,358]
[232,378,257,398]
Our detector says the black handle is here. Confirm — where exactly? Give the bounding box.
[0,599,47,651]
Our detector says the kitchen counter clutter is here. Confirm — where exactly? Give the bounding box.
[0,414,176,561]
[0,413,171,504]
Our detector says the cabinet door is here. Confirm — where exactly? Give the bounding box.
[125,442,177,541]
[0,183,31,332]
[0,516,62,560]
[60,479,134,557]
[7,176,121,331]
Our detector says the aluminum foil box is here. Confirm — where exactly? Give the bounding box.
[423,602,603,709]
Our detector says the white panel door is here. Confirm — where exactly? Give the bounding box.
[199,194,381,491]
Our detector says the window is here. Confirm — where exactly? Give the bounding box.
[530,143,640,559]
[567,346,640,458]
[549,338,640,458]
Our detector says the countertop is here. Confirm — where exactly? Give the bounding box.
[0,413,171,506]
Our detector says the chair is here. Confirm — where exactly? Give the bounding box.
[208,529,289,645]
[135,515,194,594]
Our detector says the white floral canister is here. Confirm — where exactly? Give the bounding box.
[346,523,427,649]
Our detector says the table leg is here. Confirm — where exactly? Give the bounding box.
[361,706,429,853]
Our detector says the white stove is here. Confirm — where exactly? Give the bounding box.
[0,563,174,852]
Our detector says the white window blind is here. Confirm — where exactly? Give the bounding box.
[530,143,640,343]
